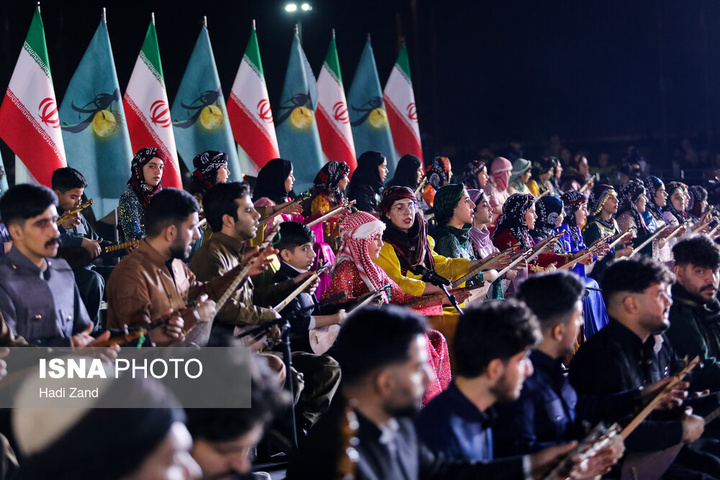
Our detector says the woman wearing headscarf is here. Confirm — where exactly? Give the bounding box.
[348,151,388,213]
[189,150,230,197]
[617,179,655,257]
[253,158,341,296]
[688,185,709,222]
[374,186,479,298]
[560,153,594,194]
[322,212,451,404]
[507,158,532,195]
[662,181,690,227]
[558,190,610,338]
[420,156,453,208]
[461,159,489,190]
[467,189,518,299]
[118,148,168,241]
[308,160,351,251]
[526,157,557,197]
[492,193,569,278]
[387,154,423,190]
[484,157,513,222]
[432,184,502,289]
[643,176,667,232]
[582,184,632,281]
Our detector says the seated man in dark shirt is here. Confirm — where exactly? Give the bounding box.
[569,256,720,479]
[288,304,586,480]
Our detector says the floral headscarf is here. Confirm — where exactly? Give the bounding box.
[379,186,435,274]
[492,193,535,248]
[335,212,388,299]
[426,156,452,191]
[588,184,618,230]
[663,181,689,223]
[532,156,557,177]
[618,179,649,235]
[490,157,513,191]
[311,160,350,202]
[531,195,563,240]
[462,159,486,190]
[190,150,228,194]
[561,190,588,246]
[127,148,168,209]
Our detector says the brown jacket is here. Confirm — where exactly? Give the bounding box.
[105,240,233,329]
[189,232,295,327]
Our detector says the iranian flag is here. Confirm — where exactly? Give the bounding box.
[227,23,279,176]
[383,41,423,160]
[0,6,66,187]
[123,19,182,188]
[316,33,356,171]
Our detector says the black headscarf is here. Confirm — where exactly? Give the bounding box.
[618,179,649,235]
[561,190,588,247]
[253,158,293,204]
[311,160,350,202]
[688,185,708,220]
[127,147,168,209]
[493,193,535,248]
[349,151,385,199]
[379,186,435,274]
[388,154,422,189]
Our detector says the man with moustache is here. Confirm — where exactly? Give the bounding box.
[106,188,256,346]
[0,184,104,346]
[667,235,720,388]
[569,257,720,479]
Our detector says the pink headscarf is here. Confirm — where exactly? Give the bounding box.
[491,157,513,192]
[334,212,388,300]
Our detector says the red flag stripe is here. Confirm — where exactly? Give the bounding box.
[316,104,357,170]
[227,93,279,170]
[0,89,65,186]
[384,95,422,159]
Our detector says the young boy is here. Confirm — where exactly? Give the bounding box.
[271,221,345,353]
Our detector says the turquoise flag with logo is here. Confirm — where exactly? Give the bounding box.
[172,24,241,181]
[59,16,132,217]
[347,37,397,174]
[275,31,326,193]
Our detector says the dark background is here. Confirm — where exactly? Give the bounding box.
[1,0,720,177]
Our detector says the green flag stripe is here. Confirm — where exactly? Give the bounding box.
[140,23,165,81]
[244,27,265,79]
[323,37,343,84]
[24,8,52,78]
[396,42,411,82]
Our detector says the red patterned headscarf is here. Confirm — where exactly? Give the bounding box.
[335,212,388,299]
[127,148,169,209]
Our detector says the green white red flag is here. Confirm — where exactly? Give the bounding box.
[123,19,182,188]
[0,6,66,186]
[383,41,423,160]
[227,23,279,177]
[316,33,356,171]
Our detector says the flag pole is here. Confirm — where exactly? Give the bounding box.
[151,12,155,26]
[37,2,41,14]
[203,16,207,27]
[102,7,106,22]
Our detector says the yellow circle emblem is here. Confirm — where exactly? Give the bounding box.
[368,108,388,129]
[199,105,224,130]
[92,110,116,138]
[290,106,313,129]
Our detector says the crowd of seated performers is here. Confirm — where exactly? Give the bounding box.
[1,143,720,480]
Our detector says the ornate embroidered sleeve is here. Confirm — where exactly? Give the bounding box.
[118,191,144,241]
[322,261,360,302]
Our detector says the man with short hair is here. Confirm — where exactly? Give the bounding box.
[288,305,579,480]
[186,355,289,480]
[667,235,720,388]
[0,184,104,346]
[569,256,719,479]
[106,188,242,346]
